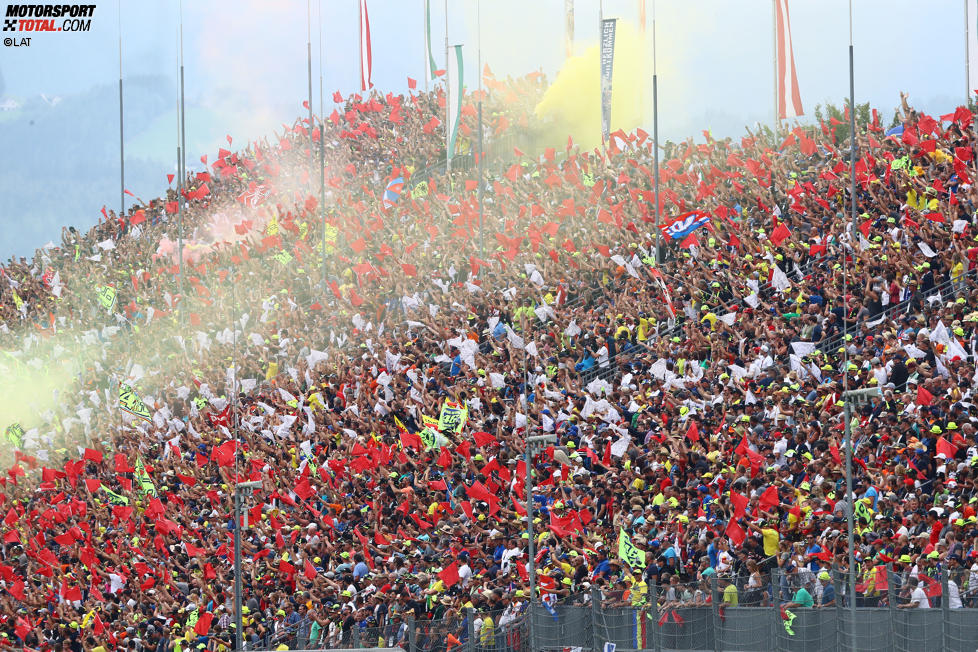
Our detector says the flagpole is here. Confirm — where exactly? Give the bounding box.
[652,0,660,265]
[320,123,327,293]
[307,0,314,159]
[423,0,429,93]
[318,0,324,119]
[845,0,857,630]
[358,0,363,92]
[772,0,778,131]
[966,0,970,102]
[118,0,124,222]
[477,0,484,258]
[178,0,186,324]
[444,0,450,173]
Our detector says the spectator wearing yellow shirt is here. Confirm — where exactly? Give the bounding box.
[719,575,739,606]
[747,519,781,559]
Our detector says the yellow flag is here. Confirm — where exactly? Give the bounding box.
[617,528,646,570]
[118,382,152,422]
[134,457,158,497]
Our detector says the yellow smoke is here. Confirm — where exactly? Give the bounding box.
[535,21,648,151]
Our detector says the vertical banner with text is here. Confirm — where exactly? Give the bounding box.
[600,18,616,144]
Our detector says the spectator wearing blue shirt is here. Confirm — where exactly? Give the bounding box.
[353,553,370,580]
[818,571,835,607]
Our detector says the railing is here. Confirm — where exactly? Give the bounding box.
[814,266,977,361]
[246,566,978,652]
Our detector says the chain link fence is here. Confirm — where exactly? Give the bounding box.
[253,567,978,651]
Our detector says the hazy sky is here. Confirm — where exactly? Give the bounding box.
[0,0,971,260]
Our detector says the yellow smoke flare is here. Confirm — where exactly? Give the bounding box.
[535,21,648,151]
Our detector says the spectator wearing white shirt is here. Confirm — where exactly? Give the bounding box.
[899,579,930,609]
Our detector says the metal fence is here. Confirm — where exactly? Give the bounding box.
[251,568,978,652]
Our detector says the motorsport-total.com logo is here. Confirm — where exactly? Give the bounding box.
[3,4,95,33]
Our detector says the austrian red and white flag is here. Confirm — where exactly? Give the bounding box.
[359,0,373,91]
[775,0,803,119]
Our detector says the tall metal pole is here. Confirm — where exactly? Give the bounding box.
[772,0,778,131]
[358,0,363,91]
[423,0,429,93]
[232,481,260,650]
[118,0,124,221]
[520,311,535,592]
[477,0,484,258]
[231,280,242,652]
[444,0,450,173]
[651,0,660,265]
[523,330,535,650]
[320,123,327,292]
[845,0,857,629]
[307,0,314,159]
[178,0,186,322]
[967,0,971,103]
[233,487,243,652]
[318,0,324,119]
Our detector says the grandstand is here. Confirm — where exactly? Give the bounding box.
[2,28,978,652]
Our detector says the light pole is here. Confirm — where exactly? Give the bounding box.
[651,0,660,264]
[233,480,262,650]
[841,386,877,622]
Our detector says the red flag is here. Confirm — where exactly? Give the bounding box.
[438,561,460,587]
[473,431,496,447]
[408,77,417,89]
[83,448,103,463]
[921,574,942,598]
[936,437,958,459]
[304,557,317,580]
[185,542,205,557]
[729,491,748,519]
[399,428,423,451]
[686,421,700,442]
[758,486,779,511]
[294,475,314,501]
[437,447,453,468]
[774,0,803,119]
[916,385,934,406]
[725,519,746,546]
[770,222,791,245]
[400,263,417,277]
[194,612,214,636]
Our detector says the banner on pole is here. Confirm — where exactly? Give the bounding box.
[600,18,616,143]
[447,44,464,162]
[425,0,438,81]
[774,0,803,118]
[359,0,373,91]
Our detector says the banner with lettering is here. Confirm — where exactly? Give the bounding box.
[438,400,468,434]
[600,18,616,143]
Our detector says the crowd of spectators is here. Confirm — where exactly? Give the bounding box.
[2,71,978,651]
